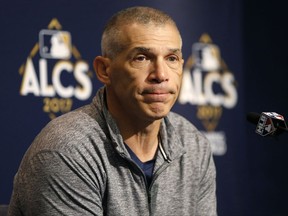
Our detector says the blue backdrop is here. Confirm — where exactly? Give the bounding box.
[1,0,288,215]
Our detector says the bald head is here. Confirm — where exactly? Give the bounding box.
[101,6,181,59]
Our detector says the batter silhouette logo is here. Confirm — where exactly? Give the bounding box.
[19,18,93,119]
[39,30,71,59]
[178,33,238,156]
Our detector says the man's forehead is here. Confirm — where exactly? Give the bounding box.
[117,23,182,55]
[121,22,180,38]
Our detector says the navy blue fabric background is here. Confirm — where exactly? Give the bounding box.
[0,1,287,215]
[244,1,288,215]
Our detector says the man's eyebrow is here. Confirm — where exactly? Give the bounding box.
[169,48,182,54]
[132,47,151,53]
[132,47,182,54]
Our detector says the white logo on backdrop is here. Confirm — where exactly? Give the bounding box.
[19,19,93,119]
[178,33,238,156]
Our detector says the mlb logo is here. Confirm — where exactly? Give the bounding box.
[39,30,72,59]
[256,115,274,136]
[192,43,221,71]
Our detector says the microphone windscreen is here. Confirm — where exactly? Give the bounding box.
[246,112,260,124]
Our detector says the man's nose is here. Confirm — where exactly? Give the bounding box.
[149,58,169,83]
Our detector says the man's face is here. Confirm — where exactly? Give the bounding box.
[105,23,184,122]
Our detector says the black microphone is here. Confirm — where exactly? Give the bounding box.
[246,112,288,136]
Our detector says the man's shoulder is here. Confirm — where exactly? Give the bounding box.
[31,104,103,152]
[46,105,94,132]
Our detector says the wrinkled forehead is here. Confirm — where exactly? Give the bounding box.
[119,23,182,48]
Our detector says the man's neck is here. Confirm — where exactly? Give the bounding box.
[124,130,160,162]
[118,119,161,162]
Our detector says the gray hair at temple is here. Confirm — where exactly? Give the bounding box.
[101,6,182,59]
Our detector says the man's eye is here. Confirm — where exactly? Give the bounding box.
[134,55,147,61]
[167,56,178,62]
[131,55,151,68]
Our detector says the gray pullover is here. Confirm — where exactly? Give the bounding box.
[8,87,217,216]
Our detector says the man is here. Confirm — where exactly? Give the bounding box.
[8,6,217,216]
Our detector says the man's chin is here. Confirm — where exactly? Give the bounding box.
[140,102,172,120]
[147,108,169,120]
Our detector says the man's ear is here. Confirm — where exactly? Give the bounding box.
[93,56,111,85]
